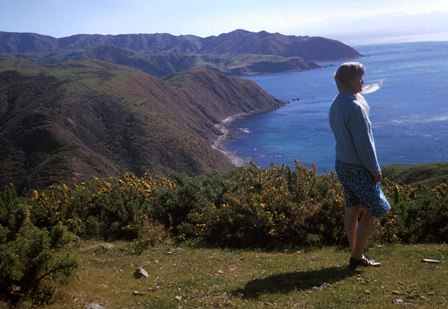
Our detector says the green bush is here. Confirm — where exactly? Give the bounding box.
[180,163,447,248]
[0,185,77,305]
[393,183,448,243]
[8,163,448,251]
[150,173,203,234]
[180,162,346,248]
[30,173,175,243]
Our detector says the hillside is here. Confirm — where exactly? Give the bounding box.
[0,29,360,76]
[40,46,319,77]
[382,162,448,186]
[0,57,283,191]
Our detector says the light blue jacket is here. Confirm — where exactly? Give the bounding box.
[329,91,381,175]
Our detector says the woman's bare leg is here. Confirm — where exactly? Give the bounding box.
[344,204,363,253]
[352,209,375,259]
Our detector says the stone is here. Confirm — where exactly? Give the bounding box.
[421,258,441,264]
[86,303,105,309]
[134,266,149,279]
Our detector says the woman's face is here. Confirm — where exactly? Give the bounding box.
[347,71,364,94]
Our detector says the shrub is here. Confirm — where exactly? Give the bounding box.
[150,173,202,235]
[393,182,448,243]
[180,162,447,248]
[0,185,77,305]
[371,180,448,244]
[30,173,176,243]
[183,162,346,248]
[9,163,448,252]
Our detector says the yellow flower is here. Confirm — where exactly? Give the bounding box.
[32,190,39,200]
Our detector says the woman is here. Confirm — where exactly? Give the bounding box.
[329,62,391,267]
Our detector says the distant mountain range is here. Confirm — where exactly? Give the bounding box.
[0,29,362,190]
[0,29,361,76]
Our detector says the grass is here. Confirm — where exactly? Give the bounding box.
[382,162,448,186]
[19,241,447,308]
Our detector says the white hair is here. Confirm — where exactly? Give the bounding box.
[334,62,365,93]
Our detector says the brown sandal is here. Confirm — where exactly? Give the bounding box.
[349,256,381,267]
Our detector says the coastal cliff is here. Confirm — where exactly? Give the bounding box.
[0,58,283,191]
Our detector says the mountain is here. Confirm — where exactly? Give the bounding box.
[198,29,361,60]
[0,29,362,191]
[0,29,361,60]
[39,46,318,77]
[0,57,283,191]
[0,32,57,54]
[0,30,361,76]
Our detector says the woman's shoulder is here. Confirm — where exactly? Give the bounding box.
[332,92,359,109]
[341,91,357,99]
[333,92,357,103]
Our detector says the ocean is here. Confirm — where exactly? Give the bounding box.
[224,41,448,173]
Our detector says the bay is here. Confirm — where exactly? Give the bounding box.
[225,41,448,172]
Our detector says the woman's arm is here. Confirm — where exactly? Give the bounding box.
[348,104,381,177]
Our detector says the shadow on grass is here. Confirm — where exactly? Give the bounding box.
[233,266,357,299]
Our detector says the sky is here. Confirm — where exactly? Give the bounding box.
[1,0,448,45]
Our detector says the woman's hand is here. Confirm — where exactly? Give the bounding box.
[372,173,382,182]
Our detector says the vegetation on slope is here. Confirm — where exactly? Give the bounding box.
[1,161,447,306]
[0,57,283,191]
[382,162,448,186]
[18,162,447,248]
[41,46,319,77]
[0,186,78,305]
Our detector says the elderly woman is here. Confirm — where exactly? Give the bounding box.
[329,62,391,267]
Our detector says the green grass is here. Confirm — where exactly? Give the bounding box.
[18,241,447,308]
[383,162,448,186]
[0,57,134,96]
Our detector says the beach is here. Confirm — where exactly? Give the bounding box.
[211,113,252,167]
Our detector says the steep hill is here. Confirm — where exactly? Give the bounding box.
[0,57,283,191]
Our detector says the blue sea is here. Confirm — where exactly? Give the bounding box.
[225,41,448,172]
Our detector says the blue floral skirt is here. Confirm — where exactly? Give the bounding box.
[335,160,391,217]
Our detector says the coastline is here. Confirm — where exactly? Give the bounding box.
[212,112,253,167]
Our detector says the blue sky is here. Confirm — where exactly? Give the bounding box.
[1,0,448,44]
